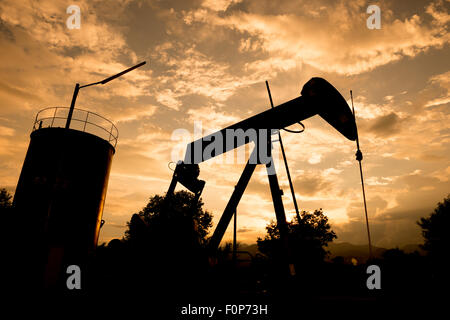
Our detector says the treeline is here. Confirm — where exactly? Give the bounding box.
[1,188,449,305]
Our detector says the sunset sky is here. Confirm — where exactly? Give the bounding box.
[0,0,448,248]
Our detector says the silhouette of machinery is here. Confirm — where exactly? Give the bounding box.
[167,77,357,275]
[13,62,145,289]
[12,72,355,288]
[13,108,117,288]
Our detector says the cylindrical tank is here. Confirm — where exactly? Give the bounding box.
[13,107,117,289]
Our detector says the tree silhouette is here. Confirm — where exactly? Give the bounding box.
[122,190,213,283]
[418,194,450,262]
[257,209,337,266]
[91,191,213,297]
[0,188,14,231]
[124,190,212,247]
[0,188,12,211]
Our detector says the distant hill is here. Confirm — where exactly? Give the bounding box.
[326,242,385,263]
[326,242,425,264]
[232,242,425,264]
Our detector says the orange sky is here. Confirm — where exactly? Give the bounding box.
[0,0,449,248]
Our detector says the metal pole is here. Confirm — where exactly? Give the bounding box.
[265,81,301,222]
[65,61,146,130]
[208,152,257,251]
[65,83,80,129]
[350,90,373,259]
[265,154,295,276]
[83,111,89,131]
[358,159,373,258]
[50,107,57,127]
[108,122,114,142]
[233,208,237,266]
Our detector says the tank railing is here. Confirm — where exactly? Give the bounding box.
[32,107,118,148]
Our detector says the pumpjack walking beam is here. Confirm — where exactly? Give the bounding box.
[184,78,356,165]
[174,77,357,275]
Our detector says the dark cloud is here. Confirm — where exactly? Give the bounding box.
[334,203,431,247]
[293,174,332,196]
[0,80,43,102]
[418,153,447,161]
[333,215,423,248]
[237,226,253,233]
[336,172,450,247]
[0,18,14,42]
[377,207,429,222]
[246,170,333,197]
[368,112,402,137]
[397,173,440,189]
[346,196,388,220]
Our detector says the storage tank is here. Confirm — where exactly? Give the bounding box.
[13,107,117,289]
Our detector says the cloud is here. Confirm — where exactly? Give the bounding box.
[307,153,322,164]
[430,70,450,86]
[114,106,158,123]
[187,105,240,132]
[346,195,388,221]
[0,125,14,136]
[0,0,128,53]
[425,70,450,107]
[184,0,450,75]
[237,226,253,233]
[0,0,152,121]
[336,167,450,247]
[365,176,395,186]
[425,96,450,107]
[201,0,242,12]
[350,97,395,120]
[156,89,182,110]
[1,0,449,248]
[368,112,403,137]
[150,45,268,105]
[292,170,334,196]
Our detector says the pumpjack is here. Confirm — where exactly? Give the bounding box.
[163,77,357,275]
